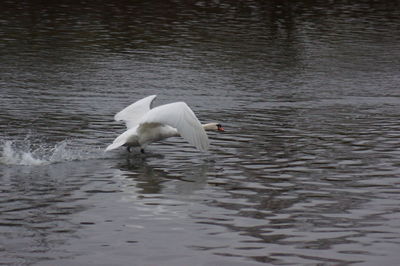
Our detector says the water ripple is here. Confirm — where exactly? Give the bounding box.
[1,1,400,265]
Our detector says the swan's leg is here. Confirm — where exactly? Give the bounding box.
[140,148,145,154]
[127,146,132,153]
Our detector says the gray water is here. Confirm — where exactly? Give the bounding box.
[1,1,400,265]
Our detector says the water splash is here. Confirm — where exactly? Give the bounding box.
[1,141,46,166]
[0,139,105,166]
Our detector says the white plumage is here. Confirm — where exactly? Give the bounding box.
[105,95,223,153]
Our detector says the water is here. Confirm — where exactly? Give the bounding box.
[1,1,400,265]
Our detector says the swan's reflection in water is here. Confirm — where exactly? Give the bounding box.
[114,150,212,196]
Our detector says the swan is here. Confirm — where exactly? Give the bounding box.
[105,95,224,153]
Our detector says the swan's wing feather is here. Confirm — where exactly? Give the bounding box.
[105,127,138,151]
[105,139,125,151]
[114,95,157,129]
[141,102,209,151]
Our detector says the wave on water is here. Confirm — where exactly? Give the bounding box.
[0,139,106,166]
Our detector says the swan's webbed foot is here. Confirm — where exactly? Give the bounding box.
[127,146,132,153]
[140,148,145,154]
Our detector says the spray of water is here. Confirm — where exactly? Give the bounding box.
[0,138,106,166]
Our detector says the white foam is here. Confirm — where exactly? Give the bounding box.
[0,139,105,166]
[1,141,46,166]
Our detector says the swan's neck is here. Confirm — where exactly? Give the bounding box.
[202,123,216,131]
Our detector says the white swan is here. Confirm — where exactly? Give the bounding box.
[105,95,224,153]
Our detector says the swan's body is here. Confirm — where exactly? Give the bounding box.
[105,95,224,153]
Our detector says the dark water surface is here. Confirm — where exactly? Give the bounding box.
[1,1,400,265]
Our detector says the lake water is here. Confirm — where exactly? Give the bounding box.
[1,1,400,265]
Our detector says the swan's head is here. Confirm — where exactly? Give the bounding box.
[203,123,225,132]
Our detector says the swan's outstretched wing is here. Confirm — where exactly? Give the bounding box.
[140,102,209,151]
[114,95,157,129]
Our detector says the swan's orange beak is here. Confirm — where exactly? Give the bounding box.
[218,126,225,132]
